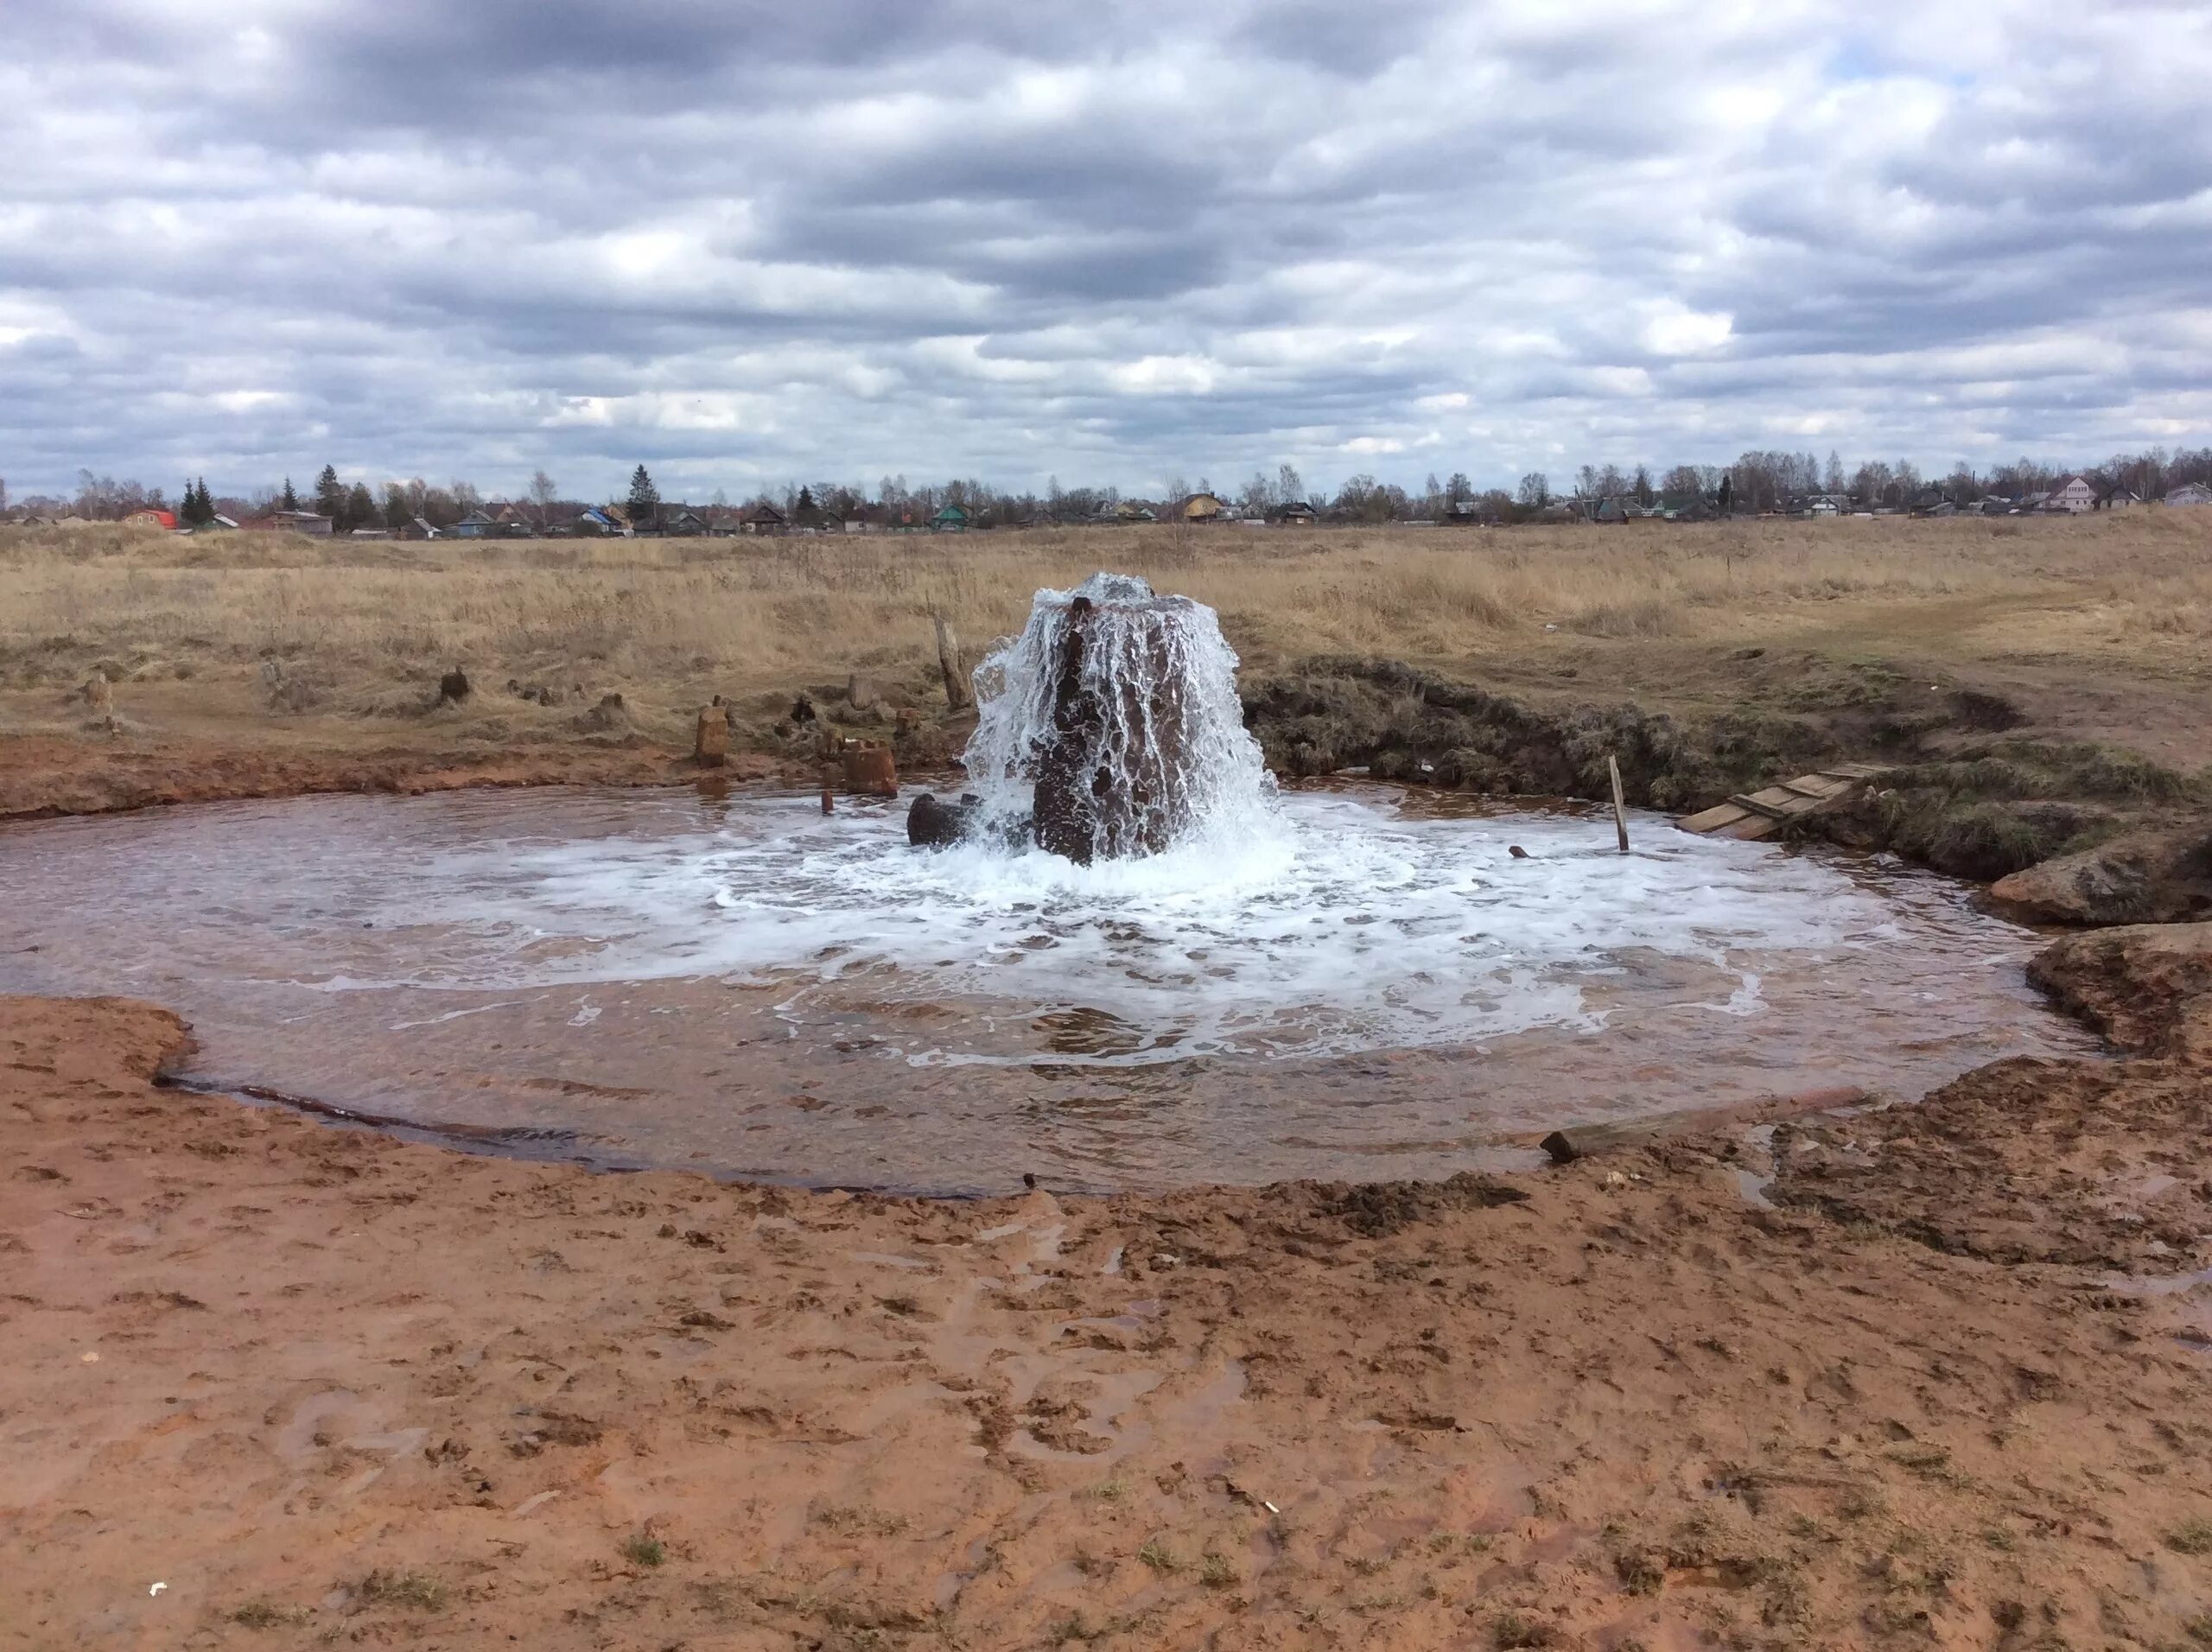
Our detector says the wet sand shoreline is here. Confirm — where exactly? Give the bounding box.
[8,918,2212,1649]
[0,729,798,823]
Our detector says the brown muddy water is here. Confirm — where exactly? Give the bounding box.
[0,782,2096,1193]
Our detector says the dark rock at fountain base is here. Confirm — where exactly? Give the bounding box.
[907,792,1031,852]
[907,791,970,848]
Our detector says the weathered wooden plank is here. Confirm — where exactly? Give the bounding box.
[1679,763,1891,837]
[1678,801,1750,833]
[1777,777,1846,799]
[1728,813,1787,840]
[1727,791,1798,820]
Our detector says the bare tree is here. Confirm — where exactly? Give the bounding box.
[1274,462,1302,508]
[1516,472,1551,509]
[528,469,558,529]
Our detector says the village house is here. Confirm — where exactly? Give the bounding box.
[1274,499,1320,526]
[269,510,333,535]
[123,507,178,530]
[448,509,496,539]
[655,505,707,537]
[1165,492,1226,524]
[2042,476,2097,514]
[2166,482,2212,508]
[931,503,970,532]
[397,515,442,540]
[739,501,787,535]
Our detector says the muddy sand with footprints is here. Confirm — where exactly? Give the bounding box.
[5,921,2212,1649]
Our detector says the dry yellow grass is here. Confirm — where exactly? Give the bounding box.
[3,512,2209,732]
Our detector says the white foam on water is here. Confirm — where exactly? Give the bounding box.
[312,787,1936,1068]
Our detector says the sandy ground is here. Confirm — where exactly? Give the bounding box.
[6,923,2211,1650]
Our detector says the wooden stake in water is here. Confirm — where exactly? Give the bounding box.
[1608,755,1630,853]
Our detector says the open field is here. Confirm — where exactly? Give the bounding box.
[4,511,2209,831]
[6,514,2212,721]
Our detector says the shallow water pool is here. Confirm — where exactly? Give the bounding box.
[0,781,2094,1191]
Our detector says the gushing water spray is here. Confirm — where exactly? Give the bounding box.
[944,573,1275,863]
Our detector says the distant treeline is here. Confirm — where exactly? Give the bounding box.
[10,444,2212,530]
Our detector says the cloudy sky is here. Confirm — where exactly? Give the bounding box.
[3,0,2209,503]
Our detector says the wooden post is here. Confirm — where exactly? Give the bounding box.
[1608,755,1630,853]
[934,613,970,711]
[692,703,729,767]
[840,742,899,797]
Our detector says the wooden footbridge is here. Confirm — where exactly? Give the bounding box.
[1677,763,1890,841]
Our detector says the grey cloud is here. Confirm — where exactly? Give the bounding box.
[2,0,2209,501]
[1225,0,1460,75]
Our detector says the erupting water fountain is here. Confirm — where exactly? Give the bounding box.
[909,573,1273,863]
